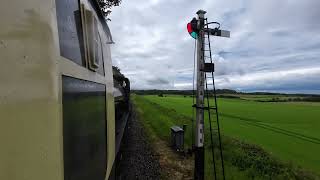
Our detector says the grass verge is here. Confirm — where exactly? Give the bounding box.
[132,95,319,180]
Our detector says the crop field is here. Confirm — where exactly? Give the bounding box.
[133,94,320,179]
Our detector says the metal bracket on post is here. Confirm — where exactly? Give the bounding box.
[205,28,230,38]
[200,63,214,72]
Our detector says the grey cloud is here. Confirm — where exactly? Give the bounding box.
[215,67,320,94]
[147,78,170,86]
[270,30,289,37]
[108,0,320,93]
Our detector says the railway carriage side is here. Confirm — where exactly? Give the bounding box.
[0,0,127,179]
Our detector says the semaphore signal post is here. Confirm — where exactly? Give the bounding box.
[194,10,206,180]
[188,10,230,180]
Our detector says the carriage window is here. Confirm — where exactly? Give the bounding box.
[56,0,85,66]
[62,76,107,180]
[85,11,99,71]
[82,7,105,75]
[56,0,105,75]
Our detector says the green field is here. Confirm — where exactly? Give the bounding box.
[133,94,320,179]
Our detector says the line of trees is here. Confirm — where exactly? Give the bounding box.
[132,89,238,96]
[266,97,320,102]
[132,89,320,102]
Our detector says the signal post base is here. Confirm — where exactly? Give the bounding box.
[194,146,204,180]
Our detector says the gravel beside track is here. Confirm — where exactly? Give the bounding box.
[117,110,162,180]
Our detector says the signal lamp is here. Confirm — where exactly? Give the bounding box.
[187,18,199,39]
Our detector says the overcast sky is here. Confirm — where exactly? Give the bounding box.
[109,0,320,94]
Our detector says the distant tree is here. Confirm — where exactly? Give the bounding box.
[113,65,128,88]
[295,97,302,101]
[112,66,124,80]
[158,93,164,97]
[216,89,238,94]
[112,65,120,72]
[97,0,122,18]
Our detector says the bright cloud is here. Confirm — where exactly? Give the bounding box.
[109,0,320,94]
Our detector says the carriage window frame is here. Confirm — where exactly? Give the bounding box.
[81,5,102,72]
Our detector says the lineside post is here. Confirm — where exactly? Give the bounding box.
[194,9,206,180]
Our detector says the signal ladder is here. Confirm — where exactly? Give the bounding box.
[200,18,225,180]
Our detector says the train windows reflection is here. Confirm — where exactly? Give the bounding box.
[62,76,107,180]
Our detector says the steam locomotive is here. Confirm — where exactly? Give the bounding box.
[0,0,130,179]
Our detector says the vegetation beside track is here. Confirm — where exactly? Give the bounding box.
[132,94,319,179]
